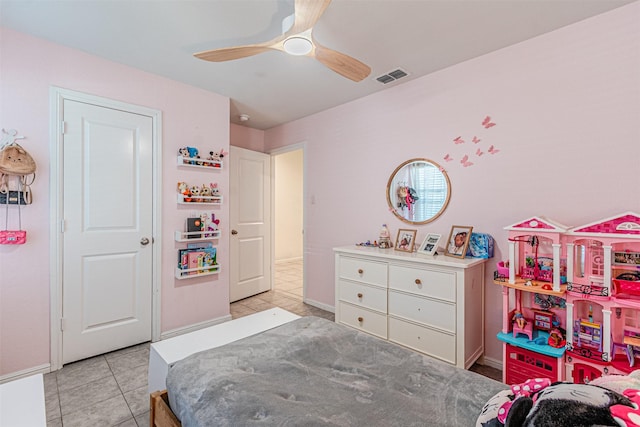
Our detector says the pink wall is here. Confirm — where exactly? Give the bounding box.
[264,3,640,364]
[0,28,230,376]
[230,123,265,152]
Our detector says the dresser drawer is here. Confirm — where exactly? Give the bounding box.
[388,316,456,365]
[388,265,455,302]
[338,301,387,339]
[388,290,455,333]
[339,256,387,287]
[337,280,387,313]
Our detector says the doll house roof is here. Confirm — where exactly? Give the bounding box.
[504,216,570,233]
[567,212,640,238]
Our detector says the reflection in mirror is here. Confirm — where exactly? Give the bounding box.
[387,158,451,225]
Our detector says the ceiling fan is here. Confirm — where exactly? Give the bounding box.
[194,0,371,82]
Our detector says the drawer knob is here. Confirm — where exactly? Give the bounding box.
[358,268,364,274]
[357,293,363,298]
[357,316,363,322]
[415,279,422,285]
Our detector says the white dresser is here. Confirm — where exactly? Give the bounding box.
[334,245,487,369]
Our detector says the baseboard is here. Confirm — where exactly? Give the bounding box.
[303,298,335,313]
[477,355,503,371]
[0,363,50,385]
[159,314,233,341]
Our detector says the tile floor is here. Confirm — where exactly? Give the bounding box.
[43,258,500,426]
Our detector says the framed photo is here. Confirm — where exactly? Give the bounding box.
[445,225,473,259]
[395,229,417,252]
[418,233,441,256]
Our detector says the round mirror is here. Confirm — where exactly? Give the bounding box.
[386,158,451,225]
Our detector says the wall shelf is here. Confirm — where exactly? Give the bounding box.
[177,155,222,170]
[175,230,221,242]
[175,265,220,280]
[177,194,223,205]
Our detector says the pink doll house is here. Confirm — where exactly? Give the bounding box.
[563,212,640,382]
[495,217,571,384]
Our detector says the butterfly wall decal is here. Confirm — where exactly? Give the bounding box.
[453,136,465,144]
[476,148,484,157]
[482,116,496,129]
[488,145,500,154]
[472,136,481,144]
[460,154,474,167]
[443,154,453,162]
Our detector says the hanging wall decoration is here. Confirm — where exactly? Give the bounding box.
[0,128,36,245]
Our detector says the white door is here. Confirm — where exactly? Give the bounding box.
[62,99,153,364]
[229,146,271,302]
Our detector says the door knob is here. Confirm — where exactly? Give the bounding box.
[231,229,238,235]
[140,237,150,246]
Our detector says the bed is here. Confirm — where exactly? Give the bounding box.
[151,316,507,427]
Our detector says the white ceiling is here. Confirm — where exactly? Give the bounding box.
[1,0,635,130]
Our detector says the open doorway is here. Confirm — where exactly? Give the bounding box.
[272,145,305,300]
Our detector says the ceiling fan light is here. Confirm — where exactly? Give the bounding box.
[283,37,313,56]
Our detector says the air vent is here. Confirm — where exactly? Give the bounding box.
[375,68,409,84]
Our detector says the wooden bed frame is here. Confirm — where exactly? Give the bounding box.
[150,390,181,427]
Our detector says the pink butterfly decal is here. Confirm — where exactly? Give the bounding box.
[443,154,453,162]
[472,136,481,144]
[460,155,474,167]
[439,166,447,173]
[482,116,496,128]
[476,148,484,157]
[453,136,465,144]
[488,145,500,154]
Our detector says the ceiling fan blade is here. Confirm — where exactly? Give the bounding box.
[288,0,332,35]
[194,43,277,62]
[313,42,371,82]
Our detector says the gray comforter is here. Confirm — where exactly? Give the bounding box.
[167,316,506,427]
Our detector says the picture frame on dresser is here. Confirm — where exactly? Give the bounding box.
[445,225,473,259]
[395,229,417,252]
[417,233,441,256]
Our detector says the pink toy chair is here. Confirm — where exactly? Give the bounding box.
[513,321,533,340]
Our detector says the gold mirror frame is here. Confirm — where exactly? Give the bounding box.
[386,158,451,225]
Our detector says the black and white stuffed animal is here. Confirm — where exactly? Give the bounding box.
[477,380,635,427]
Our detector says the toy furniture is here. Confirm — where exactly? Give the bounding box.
[512,321,533,340]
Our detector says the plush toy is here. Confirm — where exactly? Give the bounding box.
[200,183,212,200]
[210,182,220,197]
[190,185,201,202]
[187,146,199,164]
[207,150,222,163]
[178,147,190,157]
[477,380,635,427]
[177,181,191,202]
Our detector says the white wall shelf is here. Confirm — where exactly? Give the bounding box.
[175,265,220,280]
[174,230,221,242]
[177,155,222,170]
[177,194,223,205]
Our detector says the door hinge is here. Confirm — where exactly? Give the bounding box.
[60,318,66,331]
[60,219,66,233]
[61,121,67,134]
